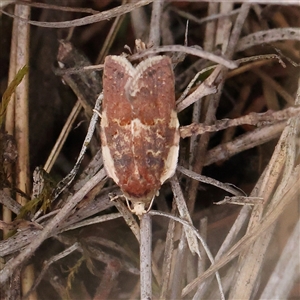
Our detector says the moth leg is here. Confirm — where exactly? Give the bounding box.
[93,108,102,118]
[108,193,125,202]
[145,196,155,213]
[125,197,135,213]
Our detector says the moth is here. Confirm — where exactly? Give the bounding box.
[100,55,180,216]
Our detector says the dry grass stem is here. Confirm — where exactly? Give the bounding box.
[44,100,82,172]
[1,0,154,28]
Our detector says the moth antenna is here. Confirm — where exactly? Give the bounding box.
[125,197,133,212]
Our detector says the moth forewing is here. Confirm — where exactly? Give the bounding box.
[101,55,179,215]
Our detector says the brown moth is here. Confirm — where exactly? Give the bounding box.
[100,55,179,216]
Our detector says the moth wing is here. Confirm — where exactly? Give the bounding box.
[128,56,180,186]
[101,56,135,185]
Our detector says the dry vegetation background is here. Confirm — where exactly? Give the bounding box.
[0,0,300,299]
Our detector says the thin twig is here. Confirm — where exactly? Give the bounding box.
[23,243,80,299]
[130,45,237,69]
[95,0,127,64]
[0,0,154,28]
[53,93,102,199]
[182,165,300,296]
[171,176,201,255]
[140,214,152,299]
[0,169,106,285]
[236,27,300,52]
[148,0,163,47]
[260,217,300,299]
[171,6,241,26]
[43,100,82,172]
[15,1,99,14]
[149,210,225,300]
[204,121,286,166]
[177,166,244,196]
[180,106,300,138]
[0,190,22,214]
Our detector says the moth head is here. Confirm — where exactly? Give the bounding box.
[125,195,156,218]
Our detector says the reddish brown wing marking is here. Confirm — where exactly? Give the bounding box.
[101,56,135,186]
[125,57,179,199]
